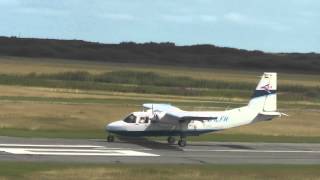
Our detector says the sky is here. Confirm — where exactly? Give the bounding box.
[0,0,319,53]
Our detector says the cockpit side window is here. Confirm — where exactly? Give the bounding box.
[123,114,136,123]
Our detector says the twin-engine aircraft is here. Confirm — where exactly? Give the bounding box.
[106,72,286,147]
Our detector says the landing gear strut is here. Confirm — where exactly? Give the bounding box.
[167,136,176,145]
[178,136,187,147]
[107,135,115,142]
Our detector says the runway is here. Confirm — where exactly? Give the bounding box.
[0,136,320,164]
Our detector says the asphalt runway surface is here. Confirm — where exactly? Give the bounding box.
[0,136,320,164]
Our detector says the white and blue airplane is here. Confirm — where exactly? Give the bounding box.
[106,72,286,147]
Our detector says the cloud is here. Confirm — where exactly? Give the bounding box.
[199,15,218,22]
[224,12,250,24]
[298,11,319,18]
[262,21,291,32]
[13,7,68,16]
[161,14,193,23]
[224,12,291,32]
[161,14,218,23]
[98,13,136,21]
[0,0,19,6]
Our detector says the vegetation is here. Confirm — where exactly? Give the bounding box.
[0,56,319,141]
[0,84,320,139]
[1,36,320,73]
[0,38,319,178]
[1,128,320,143]
[1,162,320,180]
[0,70,319,101]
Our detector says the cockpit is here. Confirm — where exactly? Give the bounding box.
[123,114,136,123]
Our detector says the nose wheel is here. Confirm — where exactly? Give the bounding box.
[107,135,115,142]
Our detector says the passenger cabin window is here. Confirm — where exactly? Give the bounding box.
[139,117,145,123]
[139,117,150,123]
[123,114,136,123]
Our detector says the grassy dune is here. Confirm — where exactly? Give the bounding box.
[1,162,320,180]
[0,56,319,141]
[1,56,320,87]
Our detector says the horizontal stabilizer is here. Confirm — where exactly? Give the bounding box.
[258,111,281,117]
[254,111,284,121]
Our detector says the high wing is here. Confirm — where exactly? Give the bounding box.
[143,103,217,122]
[143,103,183,113]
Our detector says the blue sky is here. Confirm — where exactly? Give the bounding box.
[0,0,319,52]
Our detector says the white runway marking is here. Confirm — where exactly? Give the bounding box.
[0,144,103,148]
[0,144,159,157]
[184,149,320,153]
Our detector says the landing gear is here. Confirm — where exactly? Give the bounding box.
[178,136,187,147]
[167,136,176,145]
[107,135,115,142]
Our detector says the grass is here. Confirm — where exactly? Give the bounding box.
[1,162,320,180]
[188,133,320,143]
[0,128,106,139]
[1,56,320,87]
[0,85,320,139]
[0,70,319,101]
[1,128,320,143]
[0,56,320,142]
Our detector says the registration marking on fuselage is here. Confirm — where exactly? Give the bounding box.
[0,144,159,157]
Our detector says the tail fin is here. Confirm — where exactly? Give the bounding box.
[248,72,277,112]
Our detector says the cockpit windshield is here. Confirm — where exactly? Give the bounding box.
[123,114,136,123]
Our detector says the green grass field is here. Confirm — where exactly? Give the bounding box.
[1,162,320,180]
[0,56,319,142]
[0,56,320,179]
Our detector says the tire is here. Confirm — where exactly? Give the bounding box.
[178,139,186,147]
[107,135,114,142]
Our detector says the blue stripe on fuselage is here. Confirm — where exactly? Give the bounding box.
[107,129,218,137]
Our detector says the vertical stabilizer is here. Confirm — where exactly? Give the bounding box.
[248,72,277,112]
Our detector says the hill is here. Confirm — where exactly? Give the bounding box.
[0,36,319,73]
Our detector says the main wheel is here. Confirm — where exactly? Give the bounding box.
[107,135,115,142]
[178,139,186,147]
[167,136,176,145]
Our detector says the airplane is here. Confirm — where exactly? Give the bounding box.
[106,72,286,147]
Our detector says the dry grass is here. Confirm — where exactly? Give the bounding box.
[0,85,247,104]
[2,160,320,179]
[0,56,319,138]
[0,98,319,136]
[0,85,319,136]
[1,56,319,87]
[0,56,108,74]
[1,162,320,180]
[0,102,135,130]
[21,165,320,180]
[223,109,320,137]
